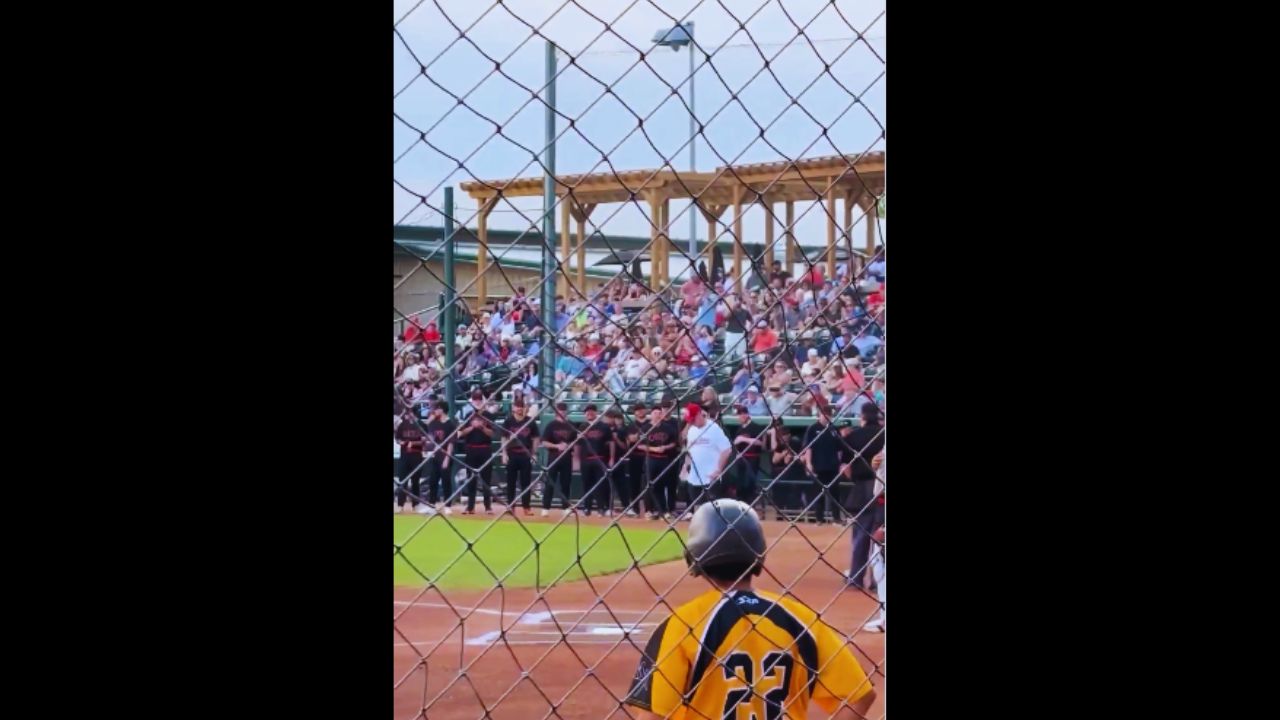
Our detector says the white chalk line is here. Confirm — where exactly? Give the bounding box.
[392,603,658,648]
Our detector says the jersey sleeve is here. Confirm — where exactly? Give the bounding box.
[810,619,873,713]
[624,616,691,717]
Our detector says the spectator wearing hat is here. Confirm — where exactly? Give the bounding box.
[679,402,732,516]
[751,319,779,354]
[742,386,769,416]
[801,347,826,377]
[765,384,796,418]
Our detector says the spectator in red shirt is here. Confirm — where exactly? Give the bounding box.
[422,321,442,344]
[403,318,423,344]
[751,320,779,354]
[582,333,604,360]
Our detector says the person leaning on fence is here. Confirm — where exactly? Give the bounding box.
[624,500,875,720]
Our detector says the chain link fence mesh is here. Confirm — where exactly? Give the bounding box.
[394,1,884,717]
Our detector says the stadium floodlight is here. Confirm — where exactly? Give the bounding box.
[650,22,698,278]
[651,22,693,50]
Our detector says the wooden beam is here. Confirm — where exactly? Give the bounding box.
[784,200,795,278]
[826,181,837,280]
[761,198,774,277]
[732,184,744,292]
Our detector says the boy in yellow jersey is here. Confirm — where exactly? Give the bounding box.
[625,499,876,719]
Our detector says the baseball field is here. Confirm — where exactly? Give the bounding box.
[393,516,687,588]
[393,514,886,719]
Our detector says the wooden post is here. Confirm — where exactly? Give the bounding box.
[843,190,856,282]
[575,203,587,296]
[778,199,788,275]
[660,196,671,291]
[559,195,572,299]
[826,181,837,280]
[866,194,878,259]
[648,191,662,290]
[697,203,726,284]
[476,196,494,305]
[568,202,596,301]
[732,184,744,292]
[762,198,775,278]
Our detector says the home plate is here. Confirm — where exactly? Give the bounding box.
[590,626,630,635]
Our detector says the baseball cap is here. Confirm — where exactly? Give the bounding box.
[747,385,760,393]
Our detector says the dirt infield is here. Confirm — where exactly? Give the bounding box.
[394,516,886,719]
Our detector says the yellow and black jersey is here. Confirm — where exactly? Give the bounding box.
[625,589,872,719]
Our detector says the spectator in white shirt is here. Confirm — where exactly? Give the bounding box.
[680,403,733,515]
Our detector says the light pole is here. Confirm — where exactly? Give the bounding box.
[651,21,697,281]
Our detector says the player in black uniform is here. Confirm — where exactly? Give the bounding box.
[577,404,615,517]
[459,404,497,514]
[501,402,538,516]
[729,405,767,506]
[540,402,578,516]
[802,400,846,524]
[423,400,458,515]
[395,409,429,513]
[644,403,681,521]
[767,420,804,521]
[604,407,629,516]
[624,403,652,518]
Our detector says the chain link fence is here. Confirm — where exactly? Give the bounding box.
[394,1,885,717]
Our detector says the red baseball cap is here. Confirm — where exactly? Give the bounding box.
[684,403,703,422]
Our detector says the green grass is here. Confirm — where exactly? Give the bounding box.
[394,517,686,589]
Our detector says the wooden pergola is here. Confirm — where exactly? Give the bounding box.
[458,152,885,304]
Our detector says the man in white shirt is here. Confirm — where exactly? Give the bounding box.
[679,403,732,517]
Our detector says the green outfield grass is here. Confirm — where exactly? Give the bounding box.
[393,517,686,589]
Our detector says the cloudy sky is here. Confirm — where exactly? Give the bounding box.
[394,0,885,274]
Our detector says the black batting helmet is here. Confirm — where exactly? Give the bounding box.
[684,500,766,577]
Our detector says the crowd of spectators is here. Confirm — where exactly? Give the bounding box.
[393,254,886,527]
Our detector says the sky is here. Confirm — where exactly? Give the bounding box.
[393,0,885,278]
